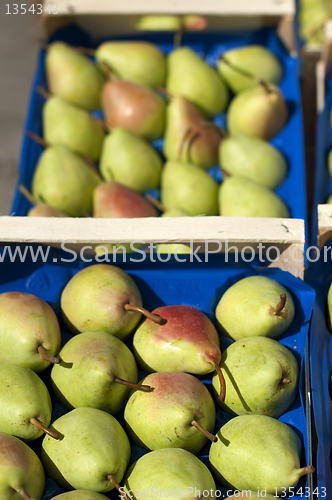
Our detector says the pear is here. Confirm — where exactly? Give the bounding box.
[51,331,153,415]
[0,292,61,372]
[51,493,108,500]
[161,160,219,216]
[125,372,216,453]
[328,148,332,177]
[43,96,105,161]
[95,41,166,89]
[161,207,190,217]
[133,305,225,399]
[93,181,158,218]
[209,415,315,494]
[227,83,288,139]
[99,129,163,193]
[46,41,105,111]
[136,14,183,30]
[0,432,45,500]
[327,282,332,329]
[0,364,55,441]
[163,96,222,170]
[218,45,283,94]
[123,448,216,500]
[215,275,295,340]
[219,134,288,189]
[212,337,298,418]
[102,76,166,141]
[156,244,191,255]
[61,264,143,340]
[19,185,68,217]
[32,145,101,217]
[166,47,229,118]
[41,407,131,492]
[219,176,290,218]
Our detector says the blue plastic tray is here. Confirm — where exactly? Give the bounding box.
[11,26,307,234]
[311,78,332,246]
[0,246,315,499]
[305,245,332,498]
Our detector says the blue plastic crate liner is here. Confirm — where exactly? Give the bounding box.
[0,246,315,500]
[11,26,307,247]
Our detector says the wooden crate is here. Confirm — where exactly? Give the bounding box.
[41,0,296,53]
[317,204,332,248]
[0,215,305,279]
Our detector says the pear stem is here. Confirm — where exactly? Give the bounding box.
[186,131,200,162]
[101,61,113,81]
[19,186,37,206]
[37,345,60,365]
[37,86,52,100]
[174,25,185,48]
[282,377,292,384]
[18,490,33,500]
[155,86,174,99]
[178,128,193,161]
[259,81,272,94]
[272,294,287,315]
[298,465,315,478]
[27,131,49,148]
[219,168,230,179]
[114,377,154,392]
[73,46,96,56]
[124,304,167,325]
[208,357,226,401]
[191,420,217,442]
[145,194,165,212]
[90,115,108,131]
[84,156,104,182]
[107,474,131,500]
[219,55,255,80]
[30,418,60,440]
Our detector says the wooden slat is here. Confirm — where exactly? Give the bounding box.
[317,205,332,249]
[0,216,305,279]
[51,0,295,16]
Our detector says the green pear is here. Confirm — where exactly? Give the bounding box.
[227,83,288,139]
[219,176,290,218]
[215,275,295,340]
[93,181,158,218]
[328,148,332,177]
[218,45,283,94]
[136,15,183,30]
[95,41,166,88]
[219,134,287,189]
[133,305,225,400]
[0,432,45,500]
[163,96,221,170]
[156,244,191,254]
[46,41,105,111]
[41,407,131,492]
[43,96,105,161]
[327,282,332,329]
[212,337,298,418]
[161,160,219,215]
[209,415,314,494]
[161,207,189,217]
[166,47,229,118]
[99,129,162,193]
[0,364,53,441]
[125,372,216,453]
[51,492,108,500]
[61,264,143,340]
[32,145,101,217]
[102,78,166,141]
[123,448,216,500]
[0,292,61,372]
[19,186,68,217]
[51,331,153,415]
[327,194,332,204]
